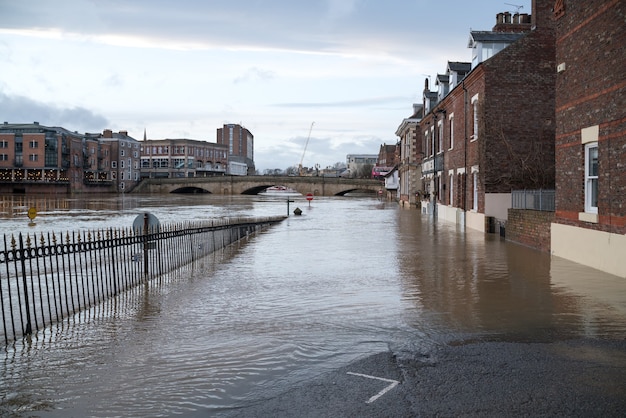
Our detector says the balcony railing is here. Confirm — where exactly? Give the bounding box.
[512,189,555,212]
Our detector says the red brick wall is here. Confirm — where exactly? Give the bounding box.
[554,0,626,234]
[481,12,556,193]
[507,209,554,252]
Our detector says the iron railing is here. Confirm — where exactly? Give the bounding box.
[0,216,284,345]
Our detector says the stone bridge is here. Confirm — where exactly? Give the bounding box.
[132,175,383,196]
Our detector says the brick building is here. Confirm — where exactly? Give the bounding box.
[0,122,114,194]
[551,0,626,277]
[140,138,229,179]
[372,143,398,179]
[216,124,255,175]
[418,0,556,232]
[96,129,141,192]
[395,104,423,208]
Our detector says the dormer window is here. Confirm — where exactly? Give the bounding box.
[468,32,524,69]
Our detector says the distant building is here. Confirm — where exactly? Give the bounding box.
[0,122,115,194]
[97,129,142,192]
[140,138,228,178]
[551,0,626,277]
[345,154,377,178]
[395,104,423,208]
[217,124,255,175]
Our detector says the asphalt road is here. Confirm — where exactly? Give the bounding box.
[214,338,626,417]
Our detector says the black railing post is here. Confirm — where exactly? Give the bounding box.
[143,213,149,280]
[18,233,32,335]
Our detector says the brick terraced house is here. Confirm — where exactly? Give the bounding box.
[550,0,626,277]
[418,0,556,232]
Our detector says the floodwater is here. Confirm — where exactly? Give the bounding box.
[1,194,625,416]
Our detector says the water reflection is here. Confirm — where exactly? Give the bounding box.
[395,209,626,341]
[1,195,625,416]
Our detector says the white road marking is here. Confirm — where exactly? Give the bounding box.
[347,372,400,404]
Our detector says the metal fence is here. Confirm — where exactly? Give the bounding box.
[0,215,284,345]
[511,189,555,212]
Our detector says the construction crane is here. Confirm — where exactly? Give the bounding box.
[298,121,315,176]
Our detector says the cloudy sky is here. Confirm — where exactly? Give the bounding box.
[0,0,529,172]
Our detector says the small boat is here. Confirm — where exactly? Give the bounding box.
[265,185,288,192]
[259,185,301,196]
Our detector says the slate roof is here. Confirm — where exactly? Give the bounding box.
[468,31,524,47]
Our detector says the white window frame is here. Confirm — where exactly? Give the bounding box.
[448,114,454,150]
[430,127,435,157]
[584,142,598,214]
[471,94,479,141]
[437,120,443,154]
[449,170,454,206]
[471,166,479,212]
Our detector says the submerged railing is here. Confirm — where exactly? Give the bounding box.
[0,215,285,345]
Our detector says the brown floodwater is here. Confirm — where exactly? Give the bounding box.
[1,194,625,416]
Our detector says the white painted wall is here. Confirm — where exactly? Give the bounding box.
[551,223,626,278]
[485,193,511,220]
[466,211,485,233]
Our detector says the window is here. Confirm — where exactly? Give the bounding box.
[30,140,39,148]
[0,154,8,161]
[29,154,38,161]
[438,174,442,200]
[437,121,443,154]
[430,127,435,157]
[449,173,454,206]
[471,166,479,211]
[471,94,479,140]
[0,141,7,148]
[448,115,454,150]
[473,174,478,211]
[121,149,125,157]
[584,143,598,213]
[112,161,117,169]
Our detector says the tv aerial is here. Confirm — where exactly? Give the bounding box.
[504,3,524,13]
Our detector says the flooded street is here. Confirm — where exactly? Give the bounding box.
[1,194,625,416]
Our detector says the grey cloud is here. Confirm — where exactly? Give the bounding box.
[0,92,109,132]
[0,0,454,58]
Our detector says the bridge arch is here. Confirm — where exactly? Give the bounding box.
[171,186,212,194]
[133,176,383,196]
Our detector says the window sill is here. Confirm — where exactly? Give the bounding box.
[578,212,598,223]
